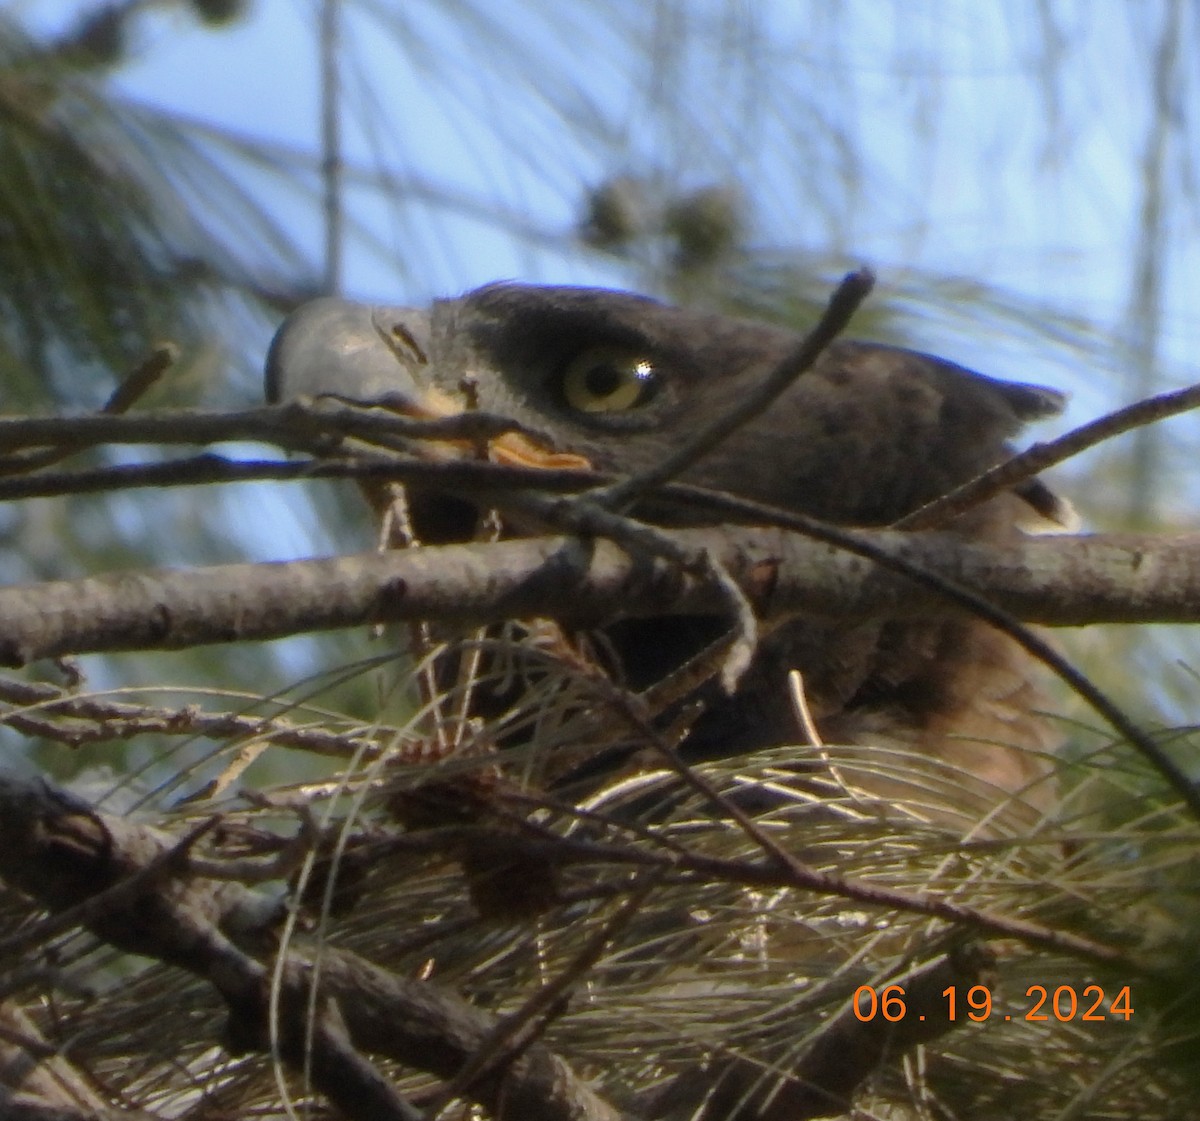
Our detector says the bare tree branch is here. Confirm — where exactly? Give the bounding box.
[0,528,1197,671]
[0,775,626,1121]
[0,454,603,504]
[0,675,401,760]
[0,400,557,461]
[895,379,1200,530]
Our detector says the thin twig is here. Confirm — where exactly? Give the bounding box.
[0,453,605,504]
[0,400,528,456]
[895,379,1200,530]
[595,266,875,511]
[0,344,178,477]
[369,824,1138,971]
[103,344,178,414]
[319,0,343,295]
[0,675,405,760]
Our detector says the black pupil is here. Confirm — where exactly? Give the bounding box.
[584,362,625,399]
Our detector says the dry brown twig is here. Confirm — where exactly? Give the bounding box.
[895,378,1200,530]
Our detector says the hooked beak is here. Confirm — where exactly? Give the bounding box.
[265,297,435,409]
[264,298,593,541]
[265,296,590,472]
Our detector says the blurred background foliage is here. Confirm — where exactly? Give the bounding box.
[1,0,1198,786]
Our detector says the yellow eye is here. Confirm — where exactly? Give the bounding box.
[560,347,659,414]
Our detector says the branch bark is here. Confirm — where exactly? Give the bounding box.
[0,528,1196,667]
[0,776,625,1121]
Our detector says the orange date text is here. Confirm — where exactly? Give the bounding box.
[852,983,1133,1023]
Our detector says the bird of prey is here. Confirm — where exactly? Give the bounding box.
[266,282,1068,823]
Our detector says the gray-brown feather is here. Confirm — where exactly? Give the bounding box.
[268,282,1068,818]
